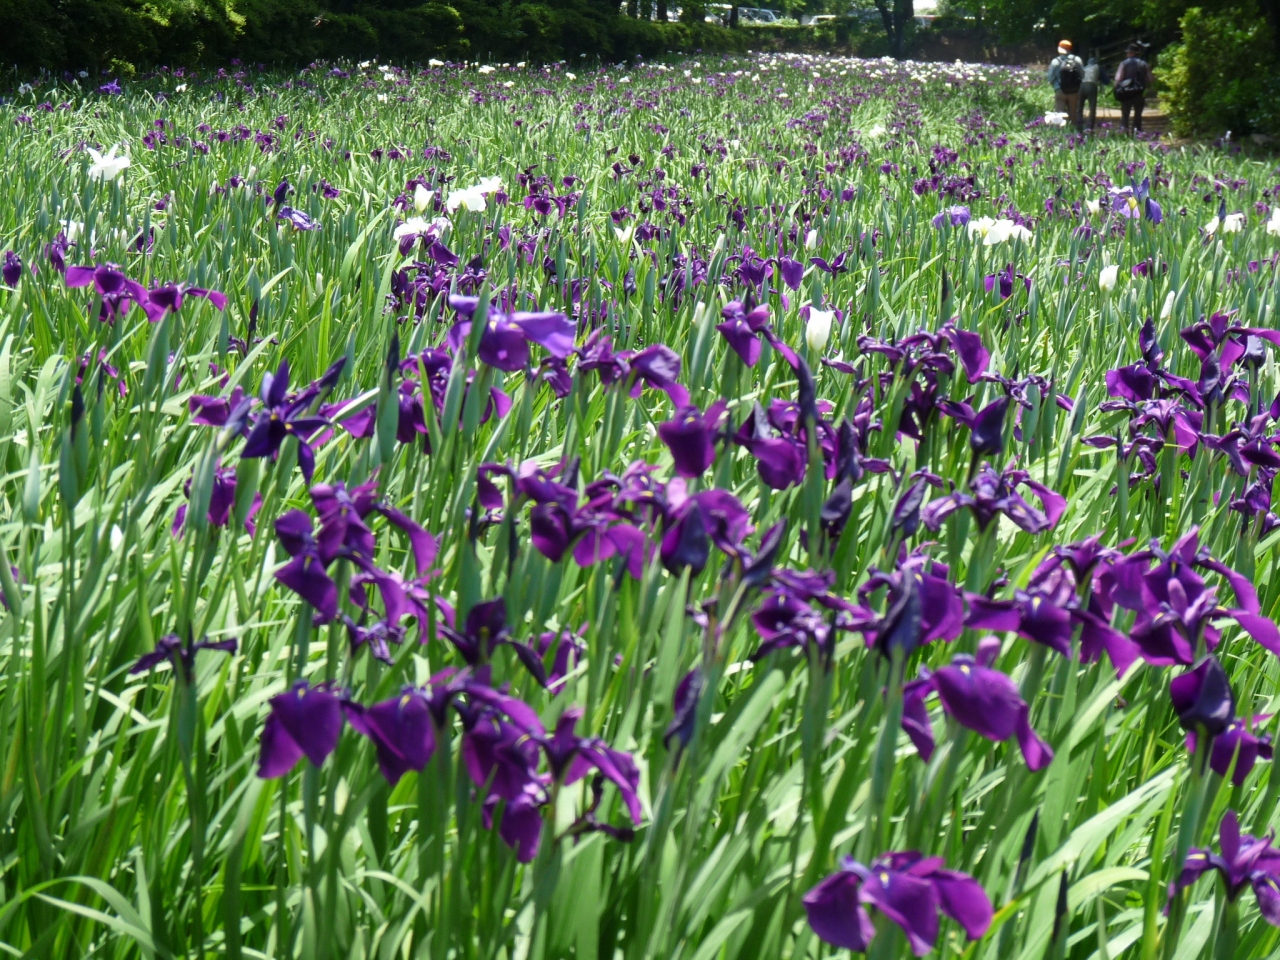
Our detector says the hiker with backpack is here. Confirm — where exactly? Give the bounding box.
[1047,40,1085,131]
[1079,57,1102,131]
[1114,42,1154,133]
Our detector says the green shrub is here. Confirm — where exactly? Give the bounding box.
[0,0,743,72]
[1162,3,1279,137]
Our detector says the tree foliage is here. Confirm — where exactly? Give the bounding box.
[0,0,741,72]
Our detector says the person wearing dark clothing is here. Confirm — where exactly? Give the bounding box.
[1047,40,1085,131]
[1079,57,1101,130]
[1114,43,1154,132]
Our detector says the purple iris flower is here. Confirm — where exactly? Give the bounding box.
[922,464,1066,534]
[449,295,577,372]
[1187,715,1273,785]
[982,264,1030,300]
[240,360,332,481]
[309,478,438,573]
[257,681,344,778]
[342,687,438,785]
[809,251,850,275]
[659,485,754,576]
[276,206,318,230]
[439,598,551,683]
[1169,810,1280,924]
[130,632,237,684]
[484,460,648,579]
[172,465,261,536]
[750,566,861,662]
[902,637,1053,771]
[2,251,22,287]
[941,322,990,381]
[777,255,805,291]
[856,554,966,658]
[627,343,690,406]
[188,387,246,427]
[931,205,971,228]
[938,396,1009,457]
[1107,528,1280,665]
[143,282,228,322]
[658,401,728,478]
[804,851,992,955]
[65,263,149,323]
[664,668,704,751]
[538,708,643,824]
[1181,310,1280,372]
[273,509,340,621]
[1136,177,1163,223]
[733,402,807,489]
[1170,655,1235,737]
[715,300,772,367]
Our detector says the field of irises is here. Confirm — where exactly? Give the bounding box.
[4,50,1280,960]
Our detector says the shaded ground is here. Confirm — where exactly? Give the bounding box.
[1089,98,1170,135]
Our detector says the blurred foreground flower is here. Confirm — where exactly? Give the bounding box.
[804,852,992,954]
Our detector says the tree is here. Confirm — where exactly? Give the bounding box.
[874,0,913,58]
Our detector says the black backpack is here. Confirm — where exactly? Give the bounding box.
[1114,58,1147,100]
[1058,57,1083,94]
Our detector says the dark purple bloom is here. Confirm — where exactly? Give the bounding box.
[902,637,1053,771]
[1108,528,1280,665]
[273,509,339,621]
[931,205,971,228]
[342,688,437,785]
[941,323,989,381]
[171,465,260,536]
[1187,715,1273,785]
[277,206,318,230]
[661,501,709,575]
[983,264,1030,300]
[1169,810,1280,922]
[130,632,237,684]
[144,282,228,321]
[716,300,771,367]
[628,344,689,406]
[664,667,704,752]
[65,263,149,323]
[257,681,344,778]
[449,296,576,372]
[1170,655,1235,737]
[538,708,643,824]
[240,360,331,481]
[804,852,992,955]
[658,401,727,478]
[856,554,965,658]
[922,465,1065,534]
[2,251,22,287]
[778,256,805,291]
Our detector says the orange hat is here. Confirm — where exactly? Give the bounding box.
[1058,39,1072,49]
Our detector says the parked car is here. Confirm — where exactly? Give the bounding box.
[801,13,837,24]
[739,7,781,22]
[705,2,731,23]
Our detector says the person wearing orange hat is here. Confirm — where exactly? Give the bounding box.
[1047,40,1085,131]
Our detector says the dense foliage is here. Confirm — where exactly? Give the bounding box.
[1160,2,1280,138]
[5,53,1280,960]
[0,0,742,73]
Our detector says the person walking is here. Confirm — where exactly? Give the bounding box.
[1114,42,1154,132]
[1047,40,1085,131]
[1079,56,1101,130]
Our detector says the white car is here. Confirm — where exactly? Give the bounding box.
[801,14,837,24]
[739,7,780,22]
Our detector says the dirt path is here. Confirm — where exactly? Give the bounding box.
[1088,98,1170,135]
